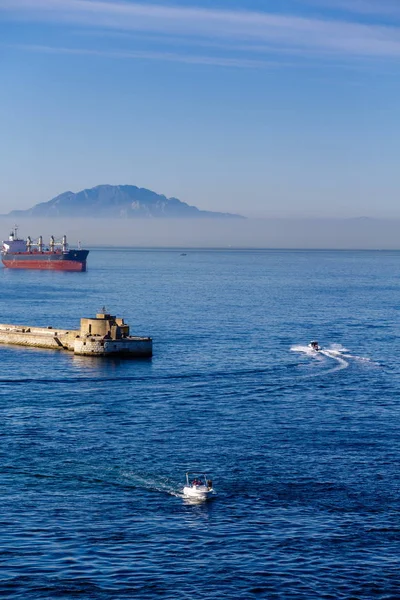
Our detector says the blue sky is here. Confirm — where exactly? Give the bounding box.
[1,0,400,217]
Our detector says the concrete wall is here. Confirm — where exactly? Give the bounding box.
[0,324,78,351]
[0,324,70,336]
[74,337,152,357]
[0,331,65,350]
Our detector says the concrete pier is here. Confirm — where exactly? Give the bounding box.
[0,312,152,358]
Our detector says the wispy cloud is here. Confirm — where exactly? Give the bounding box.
[1,0,400,61]
[302,0,400,18]
[7,42,281,68]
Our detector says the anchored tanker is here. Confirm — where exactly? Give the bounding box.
[1,228,89,271]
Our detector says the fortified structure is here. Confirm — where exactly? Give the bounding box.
[0,312,152,358]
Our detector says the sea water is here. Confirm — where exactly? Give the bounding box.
[1,248,399,599]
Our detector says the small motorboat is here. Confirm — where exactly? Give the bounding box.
[183,472,214,500]
[309,341,321,351]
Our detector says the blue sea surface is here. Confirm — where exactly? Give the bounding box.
[1,248,399,599]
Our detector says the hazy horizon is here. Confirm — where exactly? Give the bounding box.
[1,217,399,250]
[1,184,399,221]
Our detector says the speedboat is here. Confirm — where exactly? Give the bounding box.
[309,341,320,351]
[183,472,214,500]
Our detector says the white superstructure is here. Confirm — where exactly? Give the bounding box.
[2,229,27,254]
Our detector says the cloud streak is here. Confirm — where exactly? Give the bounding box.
[1,0,400,60]
[302,0,400,18]
[7,43,281,68]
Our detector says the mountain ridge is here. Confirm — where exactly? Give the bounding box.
[6,185,245,219]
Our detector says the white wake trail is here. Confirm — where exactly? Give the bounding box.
[291,344,350,379]
[319,349,349,373]
[290,344,324,359]
[291,343,374,379]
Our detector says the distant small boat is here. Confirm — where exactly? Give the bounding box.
[180,253,187,256]
[309,341,321,351]
[183,472,214,500]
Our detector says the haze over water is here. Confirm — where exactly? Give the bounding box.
[1,248,399,599]
[1,218,400,250]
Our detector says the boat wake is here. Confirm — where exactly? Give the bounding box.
[115,469,184,498]
[1,464,185,499]
[291,344,325,358]
[290,343,372,378]
[319,348,349,374]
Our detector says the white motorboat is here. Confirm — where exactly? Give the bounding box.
[308,340,321,351]
[183,472,214,500]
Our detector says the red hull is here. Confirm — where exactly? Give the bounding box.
[2,259,86,272]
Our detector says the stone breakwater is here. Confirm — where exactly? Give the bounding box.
[0,324,75,350]
[0,313,152,358]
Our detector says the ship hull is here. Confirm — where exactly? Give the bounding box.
[1,250,89,272]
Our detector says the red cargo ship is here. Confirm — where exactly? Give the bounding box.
[1,229,89,271]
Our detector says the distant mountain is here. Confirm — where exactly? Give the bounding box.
[7,185,244,219]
